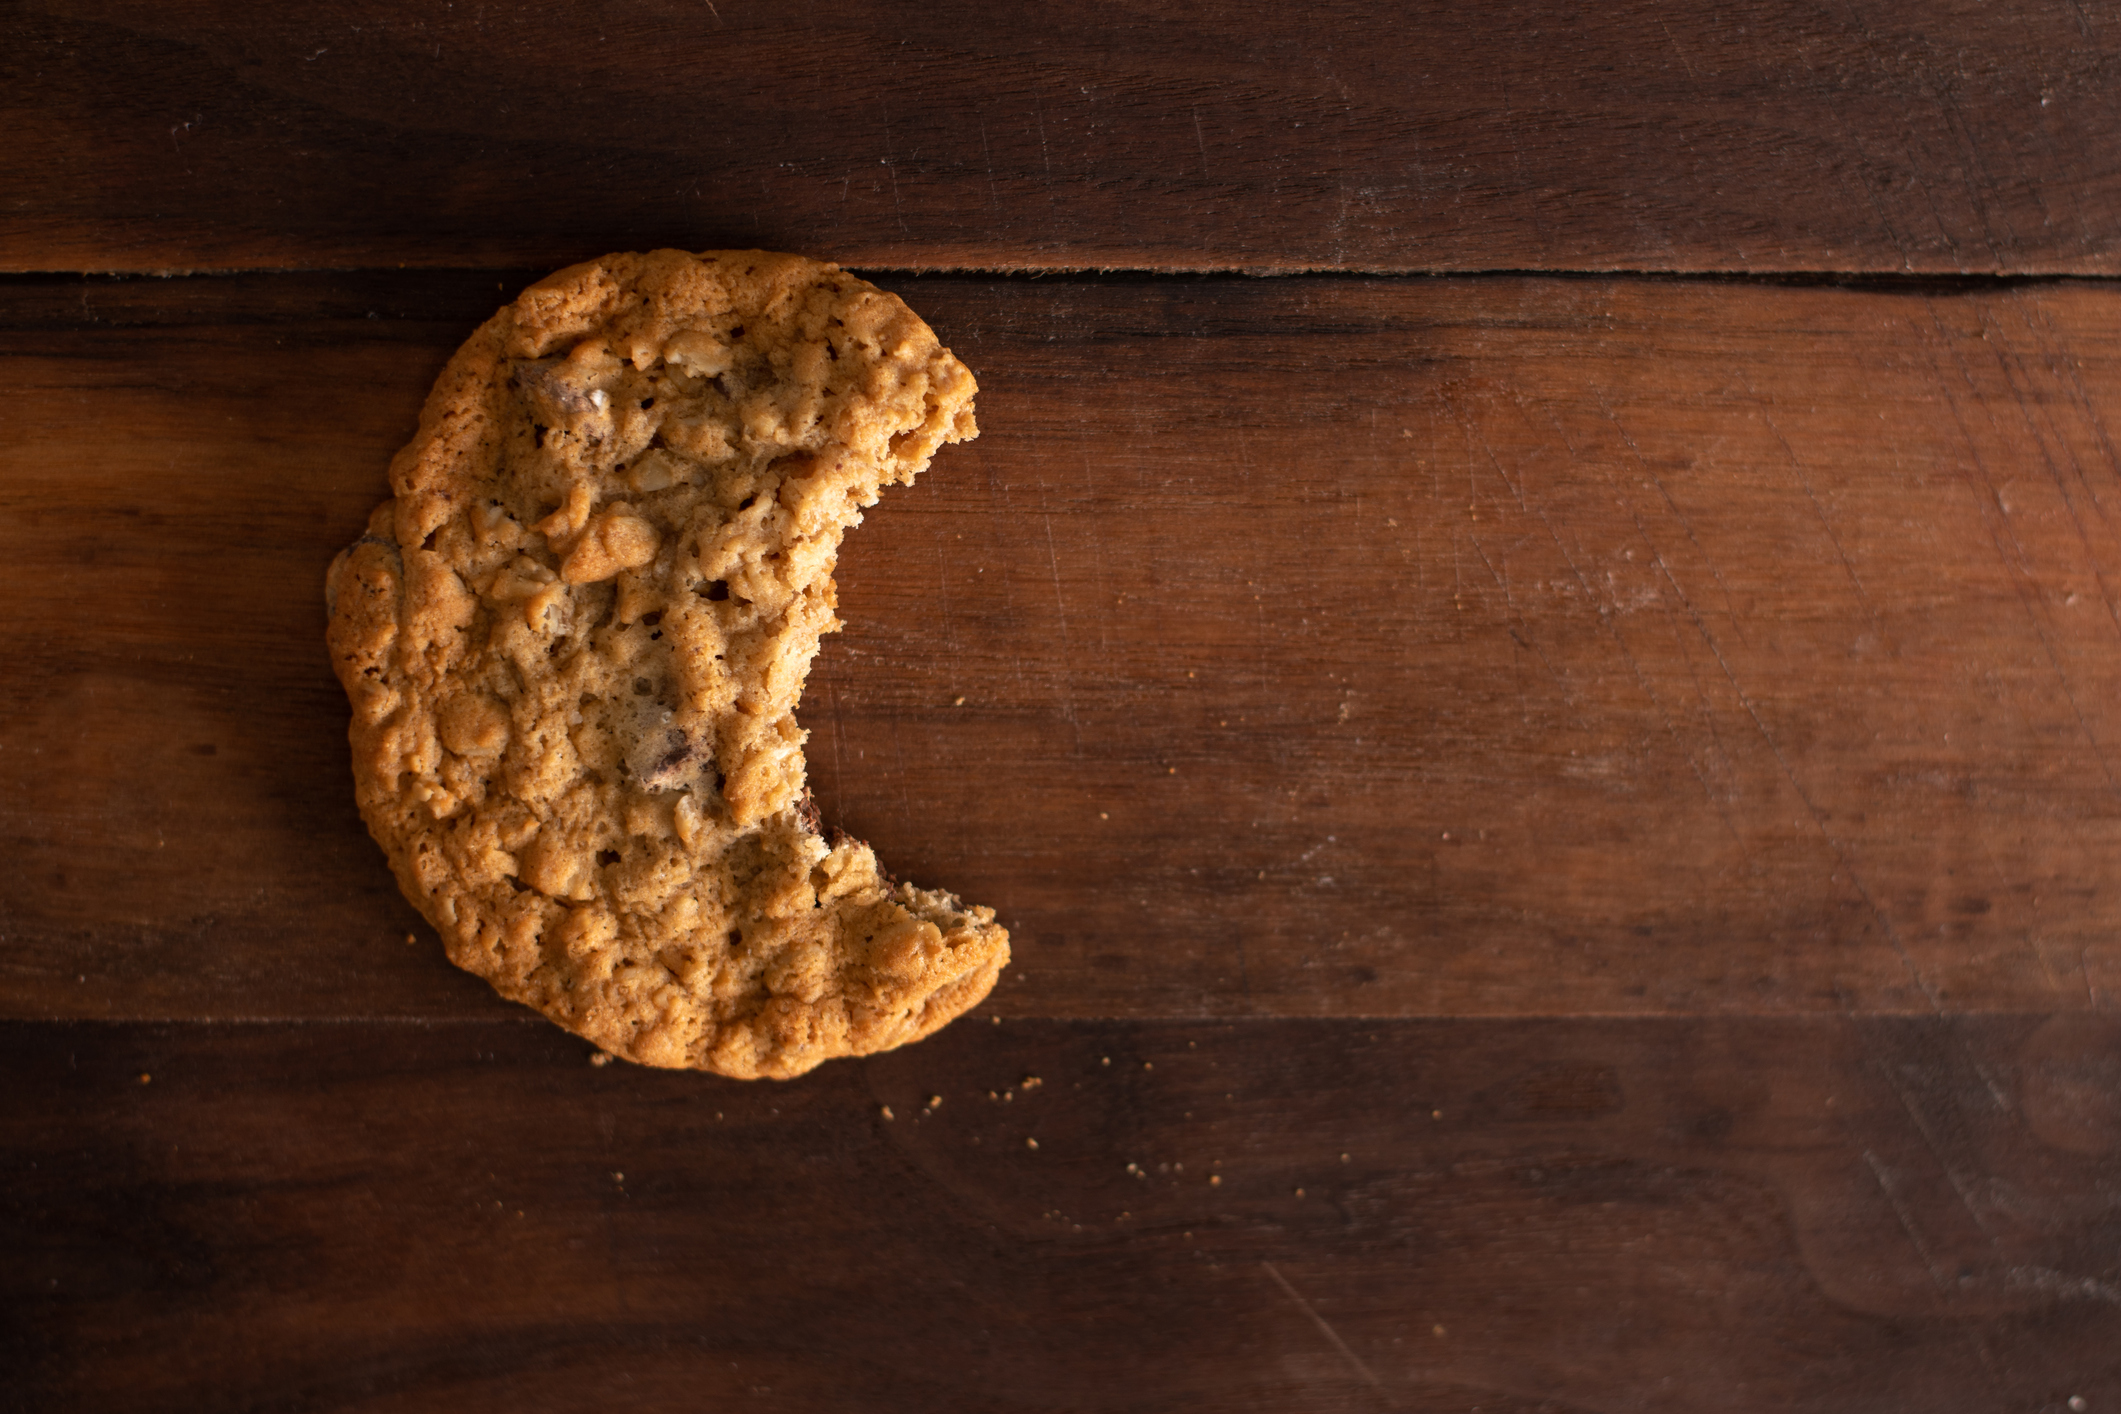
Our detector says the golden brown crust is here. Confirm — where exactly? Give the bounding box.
[326,250,1006,1079]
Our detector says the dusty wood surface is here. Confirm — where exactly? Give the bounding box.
[5,271,2121,1023]
[6,1015,2118,1412]
[10,0,2121,275]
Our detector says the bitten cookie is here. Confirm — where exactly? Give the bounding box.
[326,250,1008,1079]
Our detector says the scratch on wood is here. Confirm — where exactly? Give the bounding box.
[1860,1148,1952,1288]
[1739,372,1883,629]
[1875,1060,2001,1248]
[1995,294,2121,651]
[1597,393,1749,647]
[2007,1265,2121,1307]
[1920,299,2121,796]
[1041,513,1082,753]
[1619,443,1943,1013]
[1476,391,1742,841]
[1262,1261,1398,1406]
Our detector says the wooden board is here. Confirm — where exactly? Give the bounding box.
[7,1014,2119,1412]
[10,0,2121,275]
[6,271,2121,1023]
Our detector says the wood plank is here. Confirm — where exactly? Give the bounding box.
[7,271,2121,1023]
[10,0,2121,275]
[6,1015,2117,1411]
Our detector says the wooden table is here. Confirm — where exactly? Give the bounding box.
[6,4,2120,1408]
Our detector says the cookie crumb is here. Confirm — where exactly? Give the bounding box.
[137,1074,151,1086]
[1020,1076,1042,1090]
[879,1105,895,1121]
[589,1052,611,1067]
[1025,1137,1039,1150]
[927,1094,942,1109]
[405,933,416,945]
[1210,1174,1221,1186]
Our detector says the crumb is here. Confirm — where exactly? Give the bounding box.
[1020,1076,1042,1090]
[879,1105,895,1121]
[589,1052,611,1067]
[927,1094,942,1108]
[1210,1175,1221,1186]
[137,1074,151,1086]
[1025,1138,1039,1150]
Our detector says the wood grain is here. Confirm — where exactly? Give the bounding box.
[6,271,2121,1023]
[10,0,2121,276]
[6,1014,2117,1412]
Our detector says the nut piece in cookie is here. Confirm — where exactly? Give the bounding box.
[325,250,1007,1079]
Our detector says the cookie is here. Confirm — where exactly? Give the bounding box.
[326,250,1008,1079]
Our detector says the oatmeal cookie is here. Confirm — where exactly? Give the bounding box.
[325,250,1008,1079]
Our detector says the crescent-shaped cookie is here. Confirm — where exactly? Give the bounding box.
[326,250,1009,1079]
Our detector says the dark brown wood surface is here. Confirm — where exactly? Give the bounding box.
[10,0,2121,275]
[8,5,2121,1409]
[10,1015,2121,1411]
[7,271,2121,1023]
